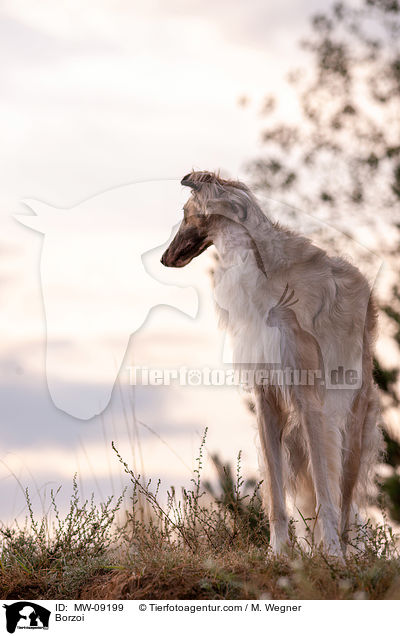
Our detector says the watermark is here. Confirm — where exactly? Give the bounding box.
[15,180,198,419]
[15,176,380,419]
[127,365,359,388]
[2,602,51,633]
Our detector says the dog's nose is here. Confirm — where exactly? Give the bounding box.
[160,253,166,265]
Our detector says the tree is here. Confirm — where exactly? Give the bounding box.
[247,0,400,519]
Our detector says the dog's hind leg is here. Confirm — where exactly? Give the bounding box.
[340,385,381,547]
[294,389,343,557]
[340,386,369,545]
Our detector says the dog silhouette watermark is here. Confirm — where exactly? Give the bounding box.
[3,602,50,633]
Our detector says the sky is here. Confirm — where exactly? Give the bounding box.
[0,0,364,523]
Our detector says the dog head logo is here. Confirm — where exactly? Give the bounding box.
[15,181,198,419]
[3,602,50,633]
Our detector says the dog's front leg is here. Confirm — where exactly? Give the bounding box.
[254,385,289,555]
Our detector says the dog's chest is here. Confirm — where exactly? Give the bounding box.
[213,255,282,365]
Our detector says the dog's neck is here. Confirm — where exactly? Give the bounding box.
[213,216,292,279]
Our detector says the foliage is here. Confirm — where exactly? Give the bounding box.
[112,429,270,552]
[0,475,125,598]
[250,1,400,226]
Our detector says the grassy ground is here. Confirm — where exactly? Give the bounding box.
[1,433,399,600]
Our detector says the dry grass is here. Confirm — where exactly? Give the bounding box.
[2,532,400,600]
[1,431,399,600]
[79,538,400,600]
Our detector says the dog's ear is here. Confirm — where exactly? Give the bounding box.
[205,198,248,222]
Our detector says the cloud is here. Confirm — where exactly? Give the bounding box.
[0,14,118,69]
[151,0,326,51]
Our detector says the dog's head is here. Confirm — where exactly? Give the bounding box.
[161,171,252,268]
